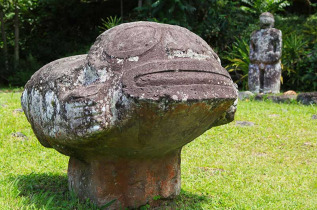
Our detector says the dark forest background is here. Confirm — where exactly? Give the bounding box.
[0,0,316,91]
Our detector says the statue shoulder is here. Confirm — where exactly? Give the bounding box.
[250,30,260,38]
[270,28,282,35]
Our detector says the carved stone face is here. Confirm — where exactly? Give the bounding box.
[259,12,274,29]
[87,22,236,101]
[22,22,237,158]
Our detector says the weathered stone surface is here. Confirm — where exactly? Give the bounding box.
[297,92,317,105]
[238,91,254,100]
[13,108,24,113]
[248,12,282,94]
[267,95,296,103]
[12,132,28,140]
[68,151,181,208]
[284,90,297,95]
[254,93,296,103]
[21,22,237,209]
[254,93,266,101]
[235,121,255,127]
[303,142,314,147]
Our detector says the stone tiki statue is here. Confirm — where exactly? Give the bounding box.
[21,22,237,209]
[248,12,282,93]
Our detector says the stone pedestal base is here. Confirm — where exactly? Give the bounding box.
[67,150,181,209]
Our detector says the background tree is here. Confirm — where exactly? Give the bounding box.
[13,0,18,69]
[0,1,9,78]
[0,0,315,91]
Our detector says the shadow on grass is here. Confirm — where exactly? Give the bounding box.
[10,173,100,209]
[174,189,213,209]
[10,173,211,209]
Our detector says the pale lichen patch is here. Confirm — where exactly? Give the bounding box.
[172,95,178,100]
[117,59,124,64]
[98,68,113,83]
[84,66,99,85]
[167,49,211,60]
[128,56,139,62]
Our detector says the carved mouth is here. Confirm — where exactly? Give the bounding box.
[122,60,237,101]
[135,70,231,87]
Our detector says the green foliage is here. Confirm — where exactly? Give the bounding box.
[193,1,251,52]
[134,1,251,53]
[0,0,316,91]
[293,44,317,91]
[241,0,290,15]
[135,0,196,28]
[7,54,41,86]
[277,14,317,91]
[303,14,317,44]
[0,0,113,86]
[101,199,117,208]
[99,16,122,32]
[282,33,309,74]
[152,195,161,200]
[224,37,250,90]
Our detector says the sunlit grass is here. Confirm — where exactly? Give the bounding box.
[0,90,316,209]
[180,99,317,209]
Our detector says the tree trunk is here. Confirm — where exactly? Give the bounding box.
[14,0,19,70]
[138,0,142,8]
[0,6,9,73]
[120,0,123,22]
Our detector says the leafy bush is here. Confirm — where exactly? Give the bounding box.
[277,14,317,91]
[302,58,317,91]
[133,0,254,54]
[282,43,317,91]
[303,14,317,44]
[135,0,196,29]
[193,1,252,53]
[7,54,42,86]
[241,0,291,16]
[99,16,122,32]
[224,37,250,90]
[282,33,309,74]
[0,0,315,90]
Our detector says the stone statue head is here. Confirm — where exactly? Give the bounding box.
[259,12,274,29]
[21,22,237,158]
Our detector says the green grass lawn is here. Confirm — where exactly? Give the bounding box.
[0,89,316,209]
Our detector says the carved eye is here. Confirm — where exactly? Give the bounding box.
[105,25,161,58]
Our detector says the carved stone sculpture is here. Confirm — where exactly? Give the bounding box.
[21,22,238,209]
[248,12,282,93]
